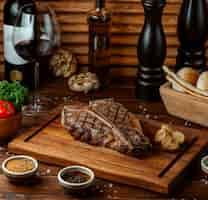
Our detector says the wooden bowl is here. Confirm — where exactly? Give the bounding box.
[160,82,208,127]
[0,113,22,141]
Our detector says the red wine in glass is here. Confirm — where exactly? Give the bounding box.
[36,38,54,81]
[15,40,35,61]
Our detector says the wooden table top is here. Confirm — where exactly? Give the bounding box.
[1,77,208,200]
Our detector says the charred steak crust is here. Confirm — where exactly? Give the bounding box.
[61,99,152,157]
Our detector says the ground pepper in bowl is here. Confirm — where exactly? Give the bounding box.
[58,165,95,193]
[62,171,90,184]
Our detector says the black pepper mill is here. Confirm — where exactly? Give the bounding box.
[176,0,207,72]
[136,0,166,101]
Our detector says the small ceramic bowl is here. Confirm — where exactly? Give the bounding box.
[2,155,39,182]
[0,112,22,141]
[201,155,208,174]
[58,165,95,192]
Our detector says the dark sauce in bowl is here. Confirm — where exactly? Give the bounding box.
[62,171,90,184]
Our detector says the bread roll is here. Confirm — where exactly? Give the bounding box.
[196,71,208,91]
[172,67,199,92]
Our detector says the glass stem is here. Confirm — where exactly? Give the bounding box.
[34,62,40,90]
[33,62,40,112]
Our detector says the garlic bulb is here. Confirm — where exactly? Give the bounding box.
[196,71,208,91]
[50,49,77,78]
[172,67,199,92]
[68,72,100,94]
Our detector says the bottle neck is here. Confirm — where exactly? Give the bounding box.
[96,0,105,10]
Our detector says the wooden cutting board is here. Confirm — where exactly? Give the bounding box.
[8,113,207,194]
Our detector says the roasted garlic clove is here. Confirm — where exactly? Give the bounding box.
[163,140,179,151]
[154,124,185,152]
[172,131,185,145]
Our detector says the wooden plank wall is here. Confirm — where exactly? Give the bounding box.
[0,0,207,76]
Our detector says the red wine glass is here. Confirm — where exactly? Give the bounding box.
[12,4,61,116]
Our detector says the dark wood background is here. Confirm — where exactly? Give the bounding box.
[0,0,208,76]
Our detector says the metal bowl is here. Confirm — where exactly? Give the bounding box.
[201,155,208,174]
[58,165,95,192]
[2,155,39,182]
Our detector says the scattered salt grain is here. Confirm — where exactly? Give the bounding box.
[63,96,71,102]
[153,115,158,120]
[15,194,26,199]
[184,121,189,127]
[200,178,208,185]
[53,97,59,101]
[139,105,143,110]
[36,171,40,176]
[40,171,46,176]
[145,114,150,119]
[6,152,13,156]
[143,108,147,113]
[95,185,101,191]
[108,183,113,188]
[0,146,5,151]
[184,121,192,127]
[46,169,51,175]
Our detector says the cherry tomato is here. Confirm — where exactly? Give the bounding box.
[0,100,16,118]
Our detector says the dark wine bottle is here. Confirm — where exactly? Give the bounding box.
[87,0,112,87]
[136,0,166,101]
[3,0,36,89]
[176,0,207,72]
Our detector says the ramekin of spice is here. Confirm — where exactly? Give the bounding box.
[201,155,208,174]
[58,165,95,192]
[2,155,38,182]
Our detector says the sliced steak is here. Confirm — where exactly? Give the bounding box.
[89,99,151,155]
[61,99,152,157]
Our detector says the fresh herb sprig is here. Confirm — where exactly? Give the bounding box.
[0,81,28,111]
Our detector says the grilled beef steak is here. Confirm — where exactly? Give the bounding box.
[61,99,152,157]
